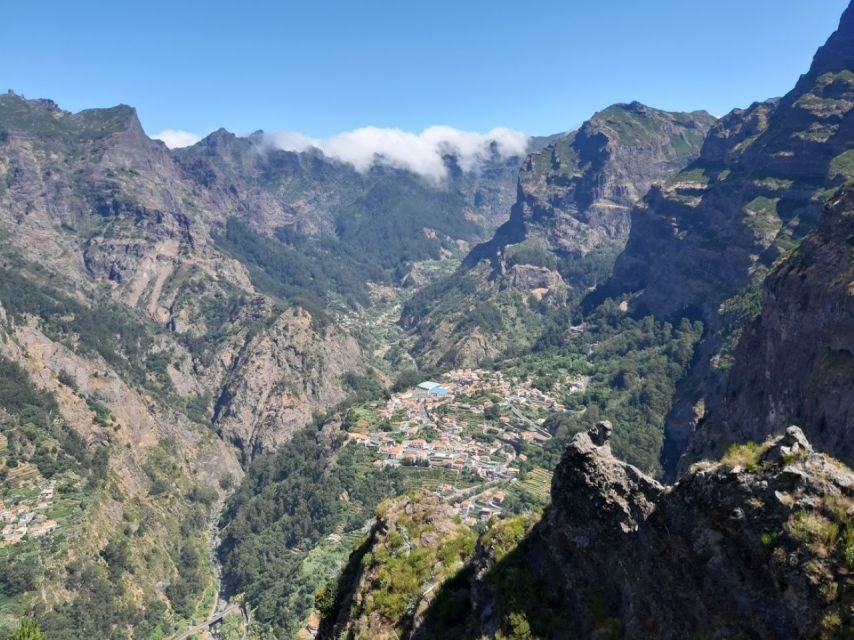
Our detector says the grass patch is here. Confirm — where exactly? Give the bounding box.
[721,441,764,471]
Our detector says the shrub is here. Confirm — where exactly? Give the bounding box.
[57,369,78,391]
[721,441,764,471]
[786,511,839,550]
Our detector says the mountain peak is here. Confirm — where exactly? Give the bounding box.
[796,0,854,92]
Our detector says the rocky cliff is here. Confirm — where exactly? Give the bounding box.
[0,91,370,459]
[324,422,854,639]
[688,185,854,468]
[463,422,854,639]
[401,104,714,368]
[471,103,714,270]
[594,3,854,472]
[326,423,847,640]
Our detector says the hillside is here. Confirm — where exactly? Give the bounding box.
[401,104,715,367]
[0,89,545,636]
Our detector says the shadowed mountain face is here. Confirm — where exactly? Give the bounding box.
[400,104,715,368]
[690,185,854,467]
[469,425,853,639]
[591,3,854,473]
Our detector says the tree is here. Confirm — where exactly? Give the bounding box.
[10,619,47,640]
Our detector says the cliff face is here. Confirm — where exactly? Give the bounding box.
[595,4,854,471]
[607,1,854,318]
[689,186,854,467]
[525,428,854,638]
[402,104,714,368]
[0,92,369,460]
[211,304,362,460]
[465,424,854,639]
[473,103,714,266]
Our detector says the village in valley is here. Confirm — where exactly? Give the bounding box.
[344,367,585,524]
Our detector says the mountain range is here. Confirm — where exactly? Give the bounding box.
[0,2,852,639]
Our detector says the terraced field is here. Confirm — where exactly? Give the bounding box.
[517,467,553,502]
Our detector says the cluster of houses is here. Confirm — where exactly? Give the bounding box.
[347,369,563,481]
[453,488,508,526]
[0,484,60,547]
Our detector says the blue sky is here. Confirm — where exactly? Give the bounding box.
[2,0,848,142]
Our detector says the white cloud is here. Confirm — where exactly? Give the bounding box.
[263,125,529,183]
[151,129,202,149]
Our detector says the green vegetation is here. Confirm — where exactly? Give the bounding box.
[743,196,782,244]
[505,302,703,476]
[7,619,46,640]
[220,423,478,638]
[348,498,477,631]
[505,238,557,270]
[786,511,839,550]
[333,173,481,271]
[0,94,135,149]
[216,218,385,313]
[721,441,764,471]
[0,356,106,485]
[829,149,854,181]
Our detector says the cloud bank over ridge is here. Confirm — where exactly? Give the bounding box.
[263,125,530,182]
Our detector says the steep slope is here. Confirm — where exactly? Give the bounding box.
[330,423,854,639]
[319,492,477,640]
[594,4,854,471]
[0,254,242,637]
[401,104,714,367]
[689,184,854,467]
[0,91,369,459]
[456,423,854,639]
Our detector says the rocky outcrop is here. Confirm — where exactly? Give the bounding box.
[595,4,854,472]
[320,491,476,640]
[463,422,854,639]
[689,185,854,467]
[503,263,568,303]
